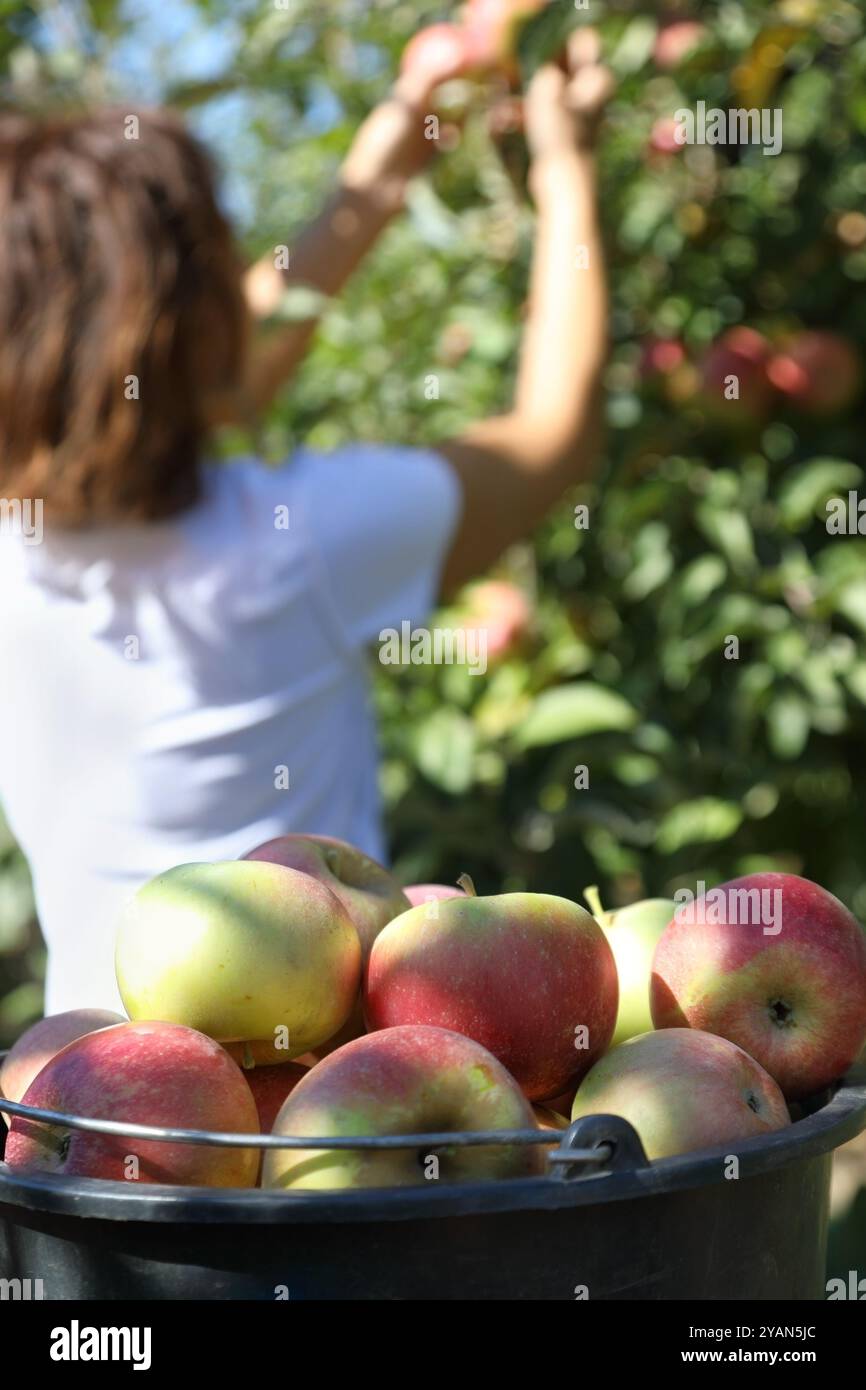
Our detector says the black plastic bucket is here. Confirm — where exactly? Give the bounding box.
[1,1068,863,1301]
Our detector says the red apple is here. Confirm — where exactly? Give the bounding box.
[365,882,618,1100]
[1,1009,124,1105]
[572,1028,790,1160]
[651,873,866,1099]
[699,327,773,426]
[653,21,707,70]
[458,579,533,662]
[243,1061,309,1134]
[261,1025,543,1190]
[5,1021,260,1187]
[400,23,479,89]
[242,834,409,962]
[404,883,466,908]
[639,335,686,379]
[648,116,685,156]
[767,331,862,415]
[462,0,548,77]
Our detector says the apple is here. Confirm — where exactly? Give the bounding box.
[584,887,676,1046]
[462,0,548,78]
[458,579,532,662]
[533,1104,567,1133]
[243,1061,309,1134]
[767,331,862,415]
[639,335,686,380]
[653,21,707,70]
[5,1021,260,1187]
[365,878,618,1100]
[1,1009,124,1105]
[699,327,773,426]
[544,1085,577,1119]
[648,116,685,156]
[261,1025,543,1190]
[400,23,479,89]
[404,883,466,908]
[572,1029,790,1160]
[242,834,409,962]
[115,860,362,1057]
[650,873,866,1099]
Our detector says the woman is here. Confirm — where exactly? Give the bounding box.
[0,34,611,1013]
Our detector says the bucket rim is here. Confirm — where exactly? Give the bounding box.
[1,1069,863,1226]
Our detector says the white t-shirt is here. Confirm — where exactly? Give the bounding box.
[0,446,461,1014]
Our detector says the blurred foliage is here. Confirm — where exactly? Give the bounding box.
[0,0,865,1045]
[1,0,865,1284]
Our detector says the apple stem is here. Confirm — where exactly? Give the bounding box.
[583,884,605,919]
[242,1042,255,1071]
[457,873,477,897]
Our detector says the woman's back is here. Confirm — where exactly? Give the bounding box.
[0,447,459,1011]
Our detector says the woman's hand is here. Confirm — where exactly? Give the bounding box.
[341,60,462,213]
[524,28,614,167]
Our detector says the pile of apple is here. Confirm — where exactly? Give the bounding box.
[2,835,866,1193]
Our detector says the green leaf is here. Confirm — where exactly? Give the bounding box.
[609,17,657,76]
[656,798,744,855]
[412,708,476,794]
[266,285,332,323]
[777,458,863,531]
[517,3,584,82]
[835,579,866,634]
[513,683,638,749]
[766,693,811,760]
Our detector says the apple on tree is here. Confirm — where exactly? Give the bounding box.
[699,327,773,427]
[399,23,479,89]
[365,875,618,1100]
[5,1021,260,1187]
[462,0,549,79]
[115,860,362,1058]
[767,331,862,416]
[1,1009,124,1105]
[262,1025,544,1190]
[651,872,866,1098]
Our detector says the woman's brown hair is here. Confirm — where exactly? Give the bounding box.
[0,107,247,526]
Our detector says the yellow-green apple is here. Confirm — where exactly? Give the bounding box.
[243,1061,309,1134]
[242,834,409,962]
[650,873,866,1099]
[584,887,676,1045]
[5,1021,259,1187]
[262,1025,543,1190]
[1,1009,124,1105]
[365,881,618,1100]
[572,1028,790,1160]
[115,860,361,1057]
[767,331,862,415]
[404,883,465,908]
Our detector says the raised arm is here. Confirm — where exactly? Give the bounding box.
[439,32,613,594]
[212,60,465,426]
